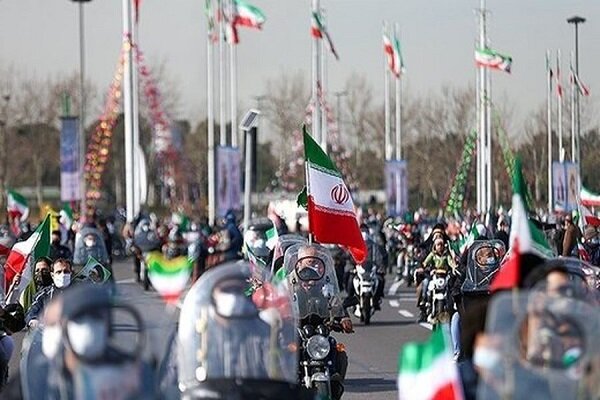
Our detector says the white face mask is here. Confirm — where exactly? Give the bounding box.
[473,346,502,373]
[53,273,71,288]
[42,325,63,359]
[67,317,108,359]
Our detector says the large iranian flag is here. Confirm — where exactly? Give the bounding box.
[233,0,265,29]
[303,126,366,264]
[475,47,512,73]
[7,189,29,222]
[398,328,463,400]
[5,214,51,290]
[311,11,339,60]
[146,251,192,303]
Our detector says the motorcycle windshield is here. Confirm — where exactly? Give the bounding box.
[176,262,298,393]
[283,243,344,320]
[73,228,110,266]
[269,234,307,276]
[133,220,162,252]
[477,292,600,400]
[462,240,505,293]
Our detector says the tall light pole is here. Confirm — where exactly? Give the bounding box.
[71,0,92,221]
[567,15,585,166]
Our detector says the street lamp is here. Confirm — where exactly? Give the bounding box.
[70,0,92,221]
[567,15,585,166]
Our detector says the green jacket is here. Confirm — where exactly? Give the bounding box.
[423,251,455,272]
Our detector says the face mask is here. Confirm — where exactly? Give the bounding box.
[54,273,71,288]
[85,238,96,247]
[473,346,502,374]
[42,325,63,359]
[214,292,256,318]
[35,269,53,287]
[67,317,108,360]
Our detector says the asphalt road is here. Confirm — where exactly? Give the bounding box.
[9,260,432,399]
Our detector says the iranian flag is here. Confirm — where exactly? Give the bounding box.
[475,47,512,73]
[491,160,553,292]
[383,32,396,75]
[233,0,265,29]
[303,126,366,264]
[581,186,600,207]
[311,11,339,60]
[580,204,600,227]
[7,189,29,222]
[146,251,192,303]
[59,203,74,228]
[5,214,51,290]
[265,225,278,250]
[571,68,590,96]
[397,327,463,400]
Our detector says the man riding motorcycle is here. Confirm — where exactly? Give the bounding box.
[346,229,386,311]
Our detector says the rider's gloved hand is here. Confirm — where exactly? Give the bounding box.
[341,317,354,333]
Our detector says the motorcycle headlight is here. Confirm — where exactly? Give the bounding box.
[306,335,330,360]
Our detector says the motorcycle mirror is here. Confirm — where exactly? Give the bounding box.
[343,296,359,309]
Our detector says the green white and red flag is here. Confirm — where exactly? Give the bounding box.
[311,11,339,60]
[59,203,74,229]
[475,47,512,73]
[7,189,29,222]
[571,67,590,96]
[581,186,600,207]
[383,32,404,78]
[397,327,464,400]
[233,0,265,29]
[146,251,192,304]
[5,214,51,291]
[555,54,563,98]
[303,126,366,263]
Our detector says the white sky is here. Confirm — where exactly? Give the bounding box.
[1,0,598,134]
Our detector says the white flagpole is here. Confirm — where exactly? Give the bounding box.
[546,50,553,213]
[320,7,328,153]
[570,52,576,163]
[131,8,140,216]
[311,0,321,144]
[485,57,492,212]
[219,0,227,146]
[475,57,482,213]
[478,0,487,213]
[207,0,216,225]
[383,22,392,162]
[394,23,402,161]
[557,50,564,162]
[229,0,238,148]
[122,0,135,222]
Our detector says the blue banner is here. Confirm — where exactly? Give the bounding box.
[60,117,81,201]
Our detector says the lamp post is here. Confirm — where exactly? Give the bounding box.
[567,15,585,166]
[70,0,92,221]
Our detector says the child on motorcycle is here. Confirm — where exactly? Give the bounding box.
[417,238,457,322]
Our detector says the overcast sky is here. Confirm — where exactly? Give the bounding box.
[1,1,599,134]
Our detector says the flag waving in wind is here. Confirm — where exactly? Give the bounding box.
[571,67,590,96]
[233,0,265,29]
[475,47,512,73]
[7,189,29,222]
[311,11,339,60]
[302,126,366,263]
[383,28,404,78]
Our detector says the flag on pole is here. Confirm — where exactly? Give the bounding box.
[311,11,339,61]
[134,0,142,24]
[224,7,240,44]
[555,53,563,98]
[490,160,553,292]
[205,0,218,42]
[581,186,600,207]
[7,189,29,222]
[580,204,600,227]
[397,327,464,400]
[571,68,590,96]
[383,31,395,74]
[391,36,405,78]
[303,125,366,263]
[5,214,51,290]
[59,203,74,228]
[475,47,512,73]
[146,251,192,303]
[233,0,265,29]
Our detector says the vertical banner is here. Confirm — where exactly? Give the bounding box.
[60,117,81,201]
[216,146,242,217]
[385,160,408,216]
[552,161,579,212]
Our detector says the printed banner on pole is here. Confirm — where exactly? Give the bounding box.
[217,146,242,217]
[385,160,408,217]
[60,117,81,201]
[552,161,579,212]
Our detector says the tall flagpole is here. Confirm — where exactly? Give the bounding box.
[77,2,87,220]
[557,50,564,162]
[132,7,140,217]
[320,7,328,152]
[570,52,576,163]
[394,23,402,160]
[383,22,392,161]
[207,0,216,226]
[485,51,492,212]
[478,0,488,214]
[475,59,482,213]
[219,0,227,146]
[229,0,238,148]
[311,0,321,144]
[122,0,135,222]
[546,50,553,213]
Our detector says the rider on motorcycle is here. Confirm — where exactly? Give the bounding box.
[346,228,386,310]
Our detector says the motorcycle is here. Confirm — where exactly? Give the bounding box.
[73,227,113,278]
[426,268,450,325]
[285,243,349,400]
[399,244,420,287]
[352,263,379,324]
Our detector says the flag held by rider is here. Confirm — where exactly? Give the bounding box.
[302,125,366,264]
